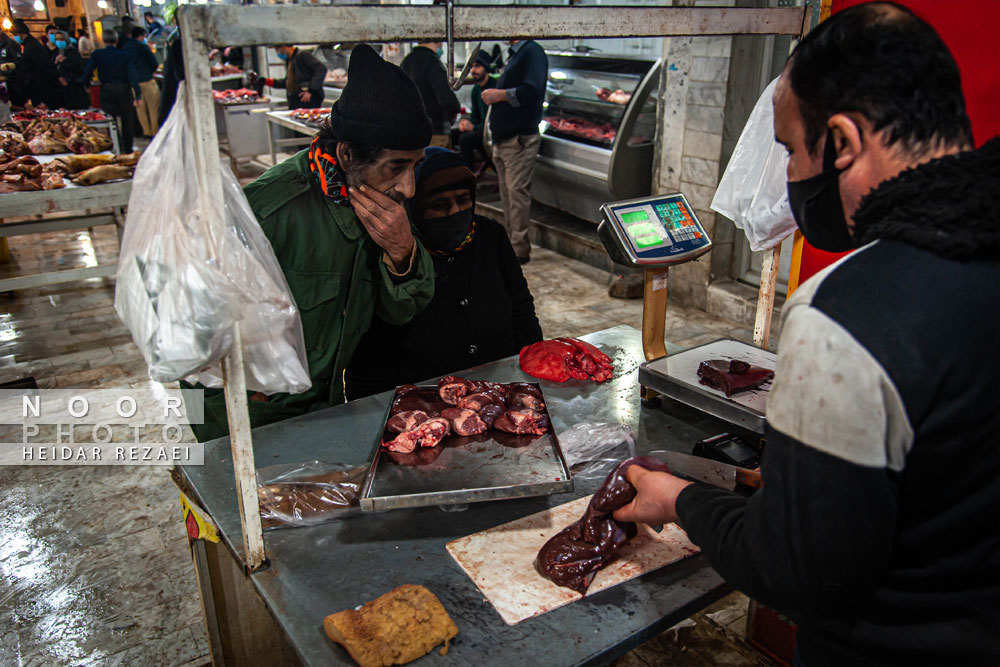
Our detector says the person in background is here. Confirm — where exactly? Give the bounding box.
[51,30,87,109]
[77,30,94,62]
[188,44,435,441]
[483,39,547,264]
[346,148,542,400]
[263,45,326,110]
[44,24,57,52]
[82,30,141,152]
[209,45,244,70]
[124,26,159,137]
[0,32,23,108]
[156,3,182,126]
[614,4,999,665]
[401,41,460,148]
[7,20,61,108]
[457,49,497,166]
[116,16,134,52]
[143,11,164,38]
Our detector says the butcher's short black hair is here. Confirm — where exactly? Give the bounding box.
[103,30,118,45]
[132,26,146,38]
[788,2,972,156]
[144,11,154,18]
[11,19,29,35]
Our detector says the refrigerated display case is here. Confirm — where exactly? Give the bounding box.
[489,52,661,223]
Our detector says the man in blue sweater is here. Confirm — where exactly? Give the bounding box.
[482,39,547,264]
[615,4,999,665]
[82,30,141,152]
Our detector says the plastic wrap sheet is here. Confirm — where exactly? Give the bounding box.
[560,422,637,482]
[257,461,367,529]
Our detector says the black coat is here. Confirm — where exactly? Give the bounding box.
[345,216,543,400]
[158,35,184,127]
[400,46,461,134]
[52,47,88,109]
[12,35,61,108]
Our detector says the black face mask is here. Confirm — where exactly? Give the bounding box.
[787,129,855,252]
[417,207,474,252]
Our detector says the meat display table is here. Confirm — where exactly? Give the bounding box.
[264,109,318,165]
[214,99,273,172]
[0,157,130,291]
[175,325,738,667]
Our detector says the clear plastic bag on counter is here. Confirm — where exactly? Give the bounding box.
[560,422,637,481]
[711,77,797,252]
[257,461,368,529]
[114,81,311,394]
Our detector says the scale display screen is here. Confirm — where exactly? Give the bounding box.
[598,193,713,267]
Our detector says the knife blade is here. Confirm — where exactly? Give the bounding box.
[652,451,762,491]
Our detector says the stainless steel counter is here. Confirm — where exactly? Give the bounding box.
[176,325,736,666]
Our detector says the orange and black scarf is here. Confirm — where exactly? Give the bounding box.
[307,136,351,208]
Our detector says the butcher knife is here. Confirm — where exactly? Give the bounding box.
[652,451,762,491]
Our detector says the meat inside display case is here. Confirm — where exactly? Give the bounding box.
[508,52,661,224]
[541,54,657,150]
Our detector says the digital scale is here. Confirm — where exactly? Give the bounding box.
[598,193,775,435]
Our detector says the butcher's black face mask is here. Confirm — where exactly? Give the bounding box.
[787,128,855,252]
[417,207,475,253]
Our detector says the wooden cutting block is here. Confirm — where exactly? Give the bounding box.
[446,496,700,625]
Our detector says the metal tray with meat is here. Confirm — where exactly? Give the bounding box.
[360,377,572,512]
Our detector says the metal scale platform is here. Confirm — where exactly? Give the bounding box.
[598,193,774,434]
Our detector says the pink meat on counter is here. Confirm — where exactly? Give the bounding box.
[386,410,430,434]
[383,417,451,453]
[441,408,488,436]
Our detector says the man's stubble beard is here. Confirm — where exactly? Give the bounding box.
[343,166,406,205]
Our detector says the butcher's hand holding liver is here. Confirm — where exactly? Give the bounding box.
[613,466,693,527]
[349,185,415,273]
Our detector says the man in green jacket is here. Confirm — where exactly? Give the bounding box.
[192,44,435,441]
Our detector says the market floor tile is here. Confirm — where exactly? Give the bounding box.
[0,221,775,665]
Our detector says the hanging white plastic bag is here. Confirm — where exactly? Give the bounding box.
[115,82,311,394]
[711,77,797,252]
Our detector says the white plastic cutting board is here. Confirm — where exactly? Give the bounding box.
[446,495,699,625]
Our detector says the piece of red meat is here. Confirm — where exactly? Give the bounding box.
[535,456,671,594]
[505,382,546,411]
[457,392,504,411]
[386,410,430,434]
[441,408,488,436]
[438,376,475,405]
[697,359,773,397]
[383,417,450,453]
[494,409,550,436]
[477,404,505,429]
[519,338,615,383]
[391,387,447,416]
[555,337,614,382]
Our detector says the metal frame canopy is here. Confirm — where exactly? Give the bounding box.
[175,3,810,572]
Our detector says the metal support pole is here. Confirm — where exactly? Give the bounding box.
[178,6,266,572]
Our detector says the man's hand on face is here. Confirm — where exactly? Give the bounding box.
[458,118,473,133]
[348,184,414,273]
[480,88,507,106]
[612,465,694,527]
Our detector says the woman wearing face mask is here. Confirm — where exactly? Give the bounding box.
[6,19,62,108]
[51,31,88,110]
[346,148,543,400]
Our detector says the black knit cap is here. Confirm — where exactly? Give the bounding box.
[328,44,432,150]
